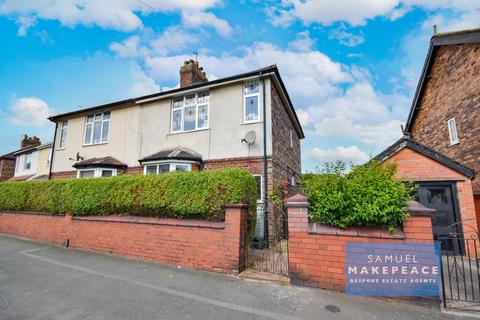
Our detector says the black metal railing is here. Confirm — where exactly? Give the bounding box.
[440,236,480,312]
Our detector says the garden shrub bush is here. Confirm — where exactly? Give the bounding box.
[303,160,416,232]
[0,168,257,221]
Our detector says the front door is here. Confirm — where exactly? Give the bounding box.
[416,183,463,253]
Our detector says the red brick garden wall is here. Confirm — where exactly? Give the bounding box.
[0,204,248,274]
[287,195,435,291]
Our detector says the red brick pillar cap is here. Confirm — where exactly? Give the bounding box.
[406,200,435,216]
[286,194,309,208]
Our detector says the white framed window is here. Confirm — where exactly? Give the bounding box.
[77,168,117,178]
[253,174,263,202]
[58,121,68,149]
[46,148,52,166]
[447,117,459,145]
[244,80,260,123]
[143,162,192,175]
[171,91,209,133]
[24,153,32,170]
[84,112,110,145]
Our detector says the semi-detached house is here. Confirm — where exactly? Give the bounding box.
[48,61,304,243]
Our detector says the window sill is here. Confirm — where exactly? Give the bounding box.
[57,147,65,151]
[82,142,109,147]
[168,128,210,136]
[241,120,262,125]
[449,141,459,146]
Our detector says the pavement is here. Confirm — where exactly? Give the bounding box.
[0,234,475,320]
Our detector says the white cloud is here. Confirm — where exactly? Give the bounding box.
[182,11,232,37]
[110,36,141,58]
[310,114,403,147]
[288,31,315,51]
[269,0,480,27]
[16,16,35,36]
[0,0,223,33]
[307,146,370,165]
[329,24,365,47]
[8,97,52,126]
[129,65,160,96]
[151,27,199,56]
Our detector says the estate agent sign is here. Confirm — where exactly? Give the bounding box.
[346,242,441,296]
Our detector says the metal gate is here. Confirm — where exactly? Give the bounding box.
[439,219,480,313]
[245,204,289,275]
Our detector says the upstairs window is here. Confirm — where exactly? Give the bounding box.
[84,112,110,145]
[244,80,260,123]
[447,117,459,145]
[58,121,68,149]
[24,152,32,170]
[171,91,209,133]
[46,148,52,166]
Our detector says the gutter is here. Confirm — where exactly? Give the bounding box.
[261,72,269,244]
[48,122,58,180]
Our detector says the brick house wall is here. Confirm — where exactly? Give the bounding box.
[271,84,302,185]
[409,43,480,194]
[0,204,248,274]
[387,147,477,242]
[0,158,15,181]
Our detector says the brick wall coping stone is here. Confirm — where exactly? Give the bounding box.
[308,221,405,239]
[71,215,225,229]
[0,211,65,217]
[406,200,436,216]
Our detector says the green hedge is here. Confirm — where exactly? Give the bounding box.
[0,168,257,221]
[303,160,416,232]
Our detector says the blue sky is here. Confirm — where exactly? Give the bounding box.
[0,1,479,172]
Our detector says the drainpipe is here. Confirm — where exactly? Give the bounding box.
[261,73,269,245]
[48,122,58,180]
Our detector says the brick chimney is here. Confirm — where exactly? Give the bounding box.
[20,135,41,149]
[180,60,208,88]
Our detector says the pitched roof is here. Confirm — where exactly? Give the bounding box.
[139,147,202,163]
[0,151,16,160]
[404,28,480,132]
[376,136,475,178]
[72,156,127,169]
[48,65,305,139]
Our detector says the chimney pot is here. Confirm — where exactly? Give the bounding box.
[179,60,208,88]
[21,135,41,149]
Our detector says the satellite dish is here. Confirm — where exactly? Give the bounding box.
[242,131,256,145]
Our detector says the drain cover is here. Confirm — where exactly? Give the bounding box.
[325,305,340,313]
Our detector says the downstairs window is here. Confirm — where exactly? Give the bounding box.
[77,168,117,178]
[143,162,192,175]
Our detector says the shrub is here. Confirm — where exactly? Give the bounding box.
[303,160,416,232]
[0,168,257,221]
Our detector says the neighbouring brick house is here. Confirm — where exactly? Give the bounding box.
[48,62,304,243]
[0,135,52,182]
[402,28,480,230]
[0,152,15,182]
[378,28,480,246]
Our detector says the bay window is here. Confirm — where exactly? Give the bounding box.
[144,162,192,175]
[84,112,110,145]
[77,168,117,178]
[171,91,209,133]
